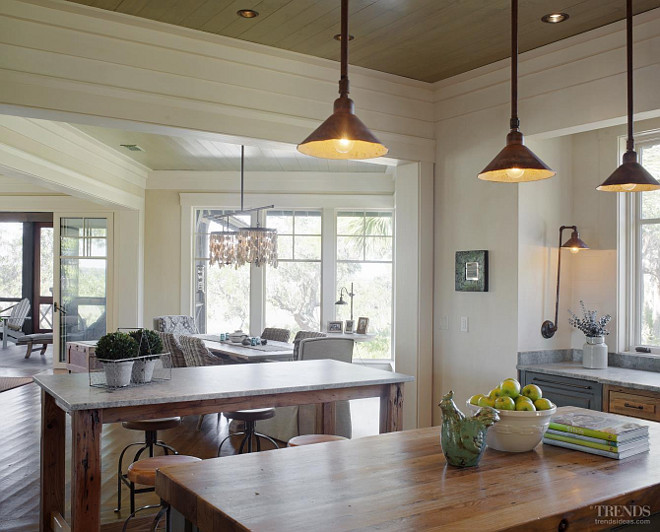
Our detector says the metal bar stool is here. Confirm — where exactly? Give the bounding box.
[115,417,181,515]
[121,454,201,532]
[218,408,280,455]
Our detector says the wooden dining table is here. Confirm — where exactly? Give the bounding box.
[34,360,413,531]
[155,406,660,531]
[200,337,294,362]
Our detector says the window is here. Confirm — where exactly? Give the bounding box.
[195,209,251,333]
[265,210,322,335]
[337,211,393,359]
[0,222,23,300]
[632,137,660,347]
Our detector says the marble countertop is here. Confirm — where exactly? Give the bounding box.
[33,359,414,411]
[517,361,660,392]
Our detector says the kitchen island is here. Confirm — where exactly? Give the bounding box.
[156,406,660,531]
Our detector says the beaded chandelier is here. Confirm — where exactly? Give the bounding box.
[208,146,278,269]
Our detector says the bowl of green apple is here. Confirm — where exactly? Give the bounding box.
[466,378,556,453]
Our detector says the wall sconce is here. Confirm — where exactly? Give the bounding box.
[541,226,589,339]
[335,282,355,321]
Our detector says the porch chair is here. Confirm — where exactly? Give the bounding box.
[152,315,198,335]
[0,298,31,349]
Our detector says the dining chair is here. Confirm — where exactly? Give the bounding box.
[154,331,187,368]
[178,335,224,367]
[152,315,198,335]
[260,327,291,343]
[256,337,354,442]
[292,330,327,360]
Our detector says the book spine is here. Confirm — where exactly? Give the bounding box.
[548,422,618,442]
[542,437,620,459]
[544,432,619,452]
[545,429,614,446]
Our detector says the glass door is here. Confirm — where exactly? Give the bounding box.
[33,223,53,333]
[53,215,112,365]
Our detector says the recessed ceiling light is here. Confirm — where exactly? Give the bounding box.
[120,144,144,152]
[333,33,354,41]
[237,9,259,19]
[541,12,569,24]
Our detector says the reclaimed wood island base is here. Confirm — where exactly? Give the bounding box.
[155,406,660,531]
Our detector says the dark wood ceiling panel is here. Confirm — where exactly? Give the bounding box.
[65,0,660,82]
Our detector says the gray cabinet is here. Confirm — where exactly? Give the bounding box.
[519,371,602,411]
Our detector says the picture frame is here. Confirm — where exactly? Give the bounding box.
[455,250,489,292]
[356,317,369,334]
[344,319,354,333]
[327,321,344,333]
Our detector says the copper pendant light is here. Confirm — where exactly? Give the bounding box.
[597,0,660,192]
[478,0,555,183]
[297,0,388,160]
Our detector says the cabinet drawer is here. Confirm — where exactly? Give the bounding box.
[609,390,660,421]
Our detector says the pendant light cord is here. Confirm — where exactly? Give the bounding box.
[510,0,519,131]
[626,0,634,152]
[339,0,349,98]
[240,145,245,212]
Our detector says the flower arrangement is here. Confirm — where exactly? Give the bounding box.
[568,301,611,337]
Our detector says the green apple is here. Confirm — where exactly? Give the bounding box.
[494,396,516,410]
[499,378,521,399]
[469,394,486,406]
[516,400,536,411]
[477,396,496,408]
[515,395,533,405]
[488,387,503,399]
[521,384,542,402]
[534,398,555,411]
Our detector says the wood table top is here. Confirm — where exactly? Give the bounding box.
[155,406,660,531]
[33,359,413,411]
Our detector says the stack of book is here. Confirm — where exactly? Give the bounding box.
[543,409,649,459]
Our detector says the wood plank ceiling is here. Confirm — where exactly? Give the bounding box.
[67,0,660,82]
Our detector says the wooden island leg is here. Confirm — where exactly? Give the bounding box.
[40,391,65,531]
[321,402,337,434]
[379,383,404,433]
[71,409,102,531]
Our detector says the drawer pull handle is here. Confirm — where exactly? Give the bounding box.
[532,378,592,390]
[623,402,644,410]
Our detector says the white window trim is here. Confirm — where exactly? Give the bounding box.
[180,192,395,359]
[620,130,660,354]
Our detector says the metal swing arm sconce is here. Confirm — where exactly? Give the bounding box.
[541,226,589,339]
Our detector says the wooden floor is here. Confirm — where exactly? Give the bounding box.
[0,344,277,531]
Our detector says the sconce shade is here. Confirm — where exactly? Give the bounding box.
[478,131,556,182]
[561,231,589,250]
[335,295,348,305]
[597,150,660,192]
[297,98,388,160]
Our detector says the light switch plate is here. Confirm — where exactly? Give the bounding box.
[460,316,469,332]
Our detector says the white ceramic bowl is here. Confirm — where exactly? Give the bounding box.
[466,401,557,452]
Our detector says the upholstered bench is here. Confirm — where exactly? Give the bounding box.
[16,333,53,359]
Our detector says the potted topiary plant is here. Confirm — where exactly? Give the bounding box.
[95,332,139,387]
[129,329,163,384]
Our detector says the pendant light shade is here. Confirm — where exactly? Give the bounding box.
[597,0,660,192]
[297,0,388,160]
[478,0,555,183]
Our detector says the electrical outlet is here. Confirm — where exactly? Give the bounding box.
[460,316,469,332]
[439,316,448,330]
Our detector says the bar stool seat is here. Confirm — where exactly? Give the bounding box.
[127,455,202,486]
[122,455,201,532]
[218,408,280,455]
[288,434,349,447]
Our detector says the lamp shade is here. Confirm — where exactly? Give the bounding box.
[478,131,556,182]
[297,96,388,160]
[561,230,589,251]
[596,150,660,192]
